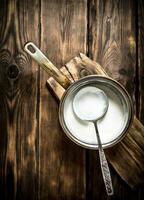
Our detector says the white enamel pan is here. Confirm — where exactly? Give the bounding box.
[24,42,133,150]
[24,42,133,196]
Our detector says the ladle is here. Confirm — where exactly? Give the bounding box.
[73,86,114,196]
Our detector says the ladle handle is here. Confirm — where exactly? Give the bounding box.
[99,148,114,196]
[24,42,71,89]
[94,122,114,196]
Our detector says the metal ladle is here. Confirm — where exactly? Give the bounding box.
[73,86,114,196]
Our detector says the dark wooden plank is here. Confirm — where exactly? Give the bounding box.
[138,0,144,123]
[39,0,87,199]
[0,0,40,199]
[138,0,144,197]
[88,0,143,199]
[88,0,136,97]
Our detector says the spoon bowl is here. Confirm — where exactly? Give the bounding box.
[73,86,109,122]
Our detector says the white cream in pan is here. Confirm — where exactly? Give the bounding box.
[63,85,128,147]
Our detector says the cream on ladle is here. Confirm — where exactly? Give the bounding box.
[73,86,114,196]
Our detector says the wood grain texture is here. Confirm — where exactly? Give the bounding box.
[87,0,141,199]
[0,0,144,200]
[0,0,40,199]
[138,0,144,124]
[88,0,136,98]
[39,0,87,199]
[137,0,144,198]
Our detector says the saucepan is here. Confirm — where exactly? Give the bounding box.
[24,42,133,196]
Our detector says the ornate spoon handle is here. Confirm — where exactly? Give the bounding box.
[94,122,114,196]
[99,147,114,195]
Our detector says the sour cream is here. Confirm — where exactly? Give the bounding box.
[63,84,128,146]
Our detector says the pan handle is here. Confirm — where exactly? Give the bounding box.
[24,42,71,89]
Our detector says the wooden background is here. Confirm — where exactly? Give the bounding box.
[0,0,144,199]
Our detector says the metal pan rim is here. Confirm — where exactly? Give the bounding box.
[59,75,133,149]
